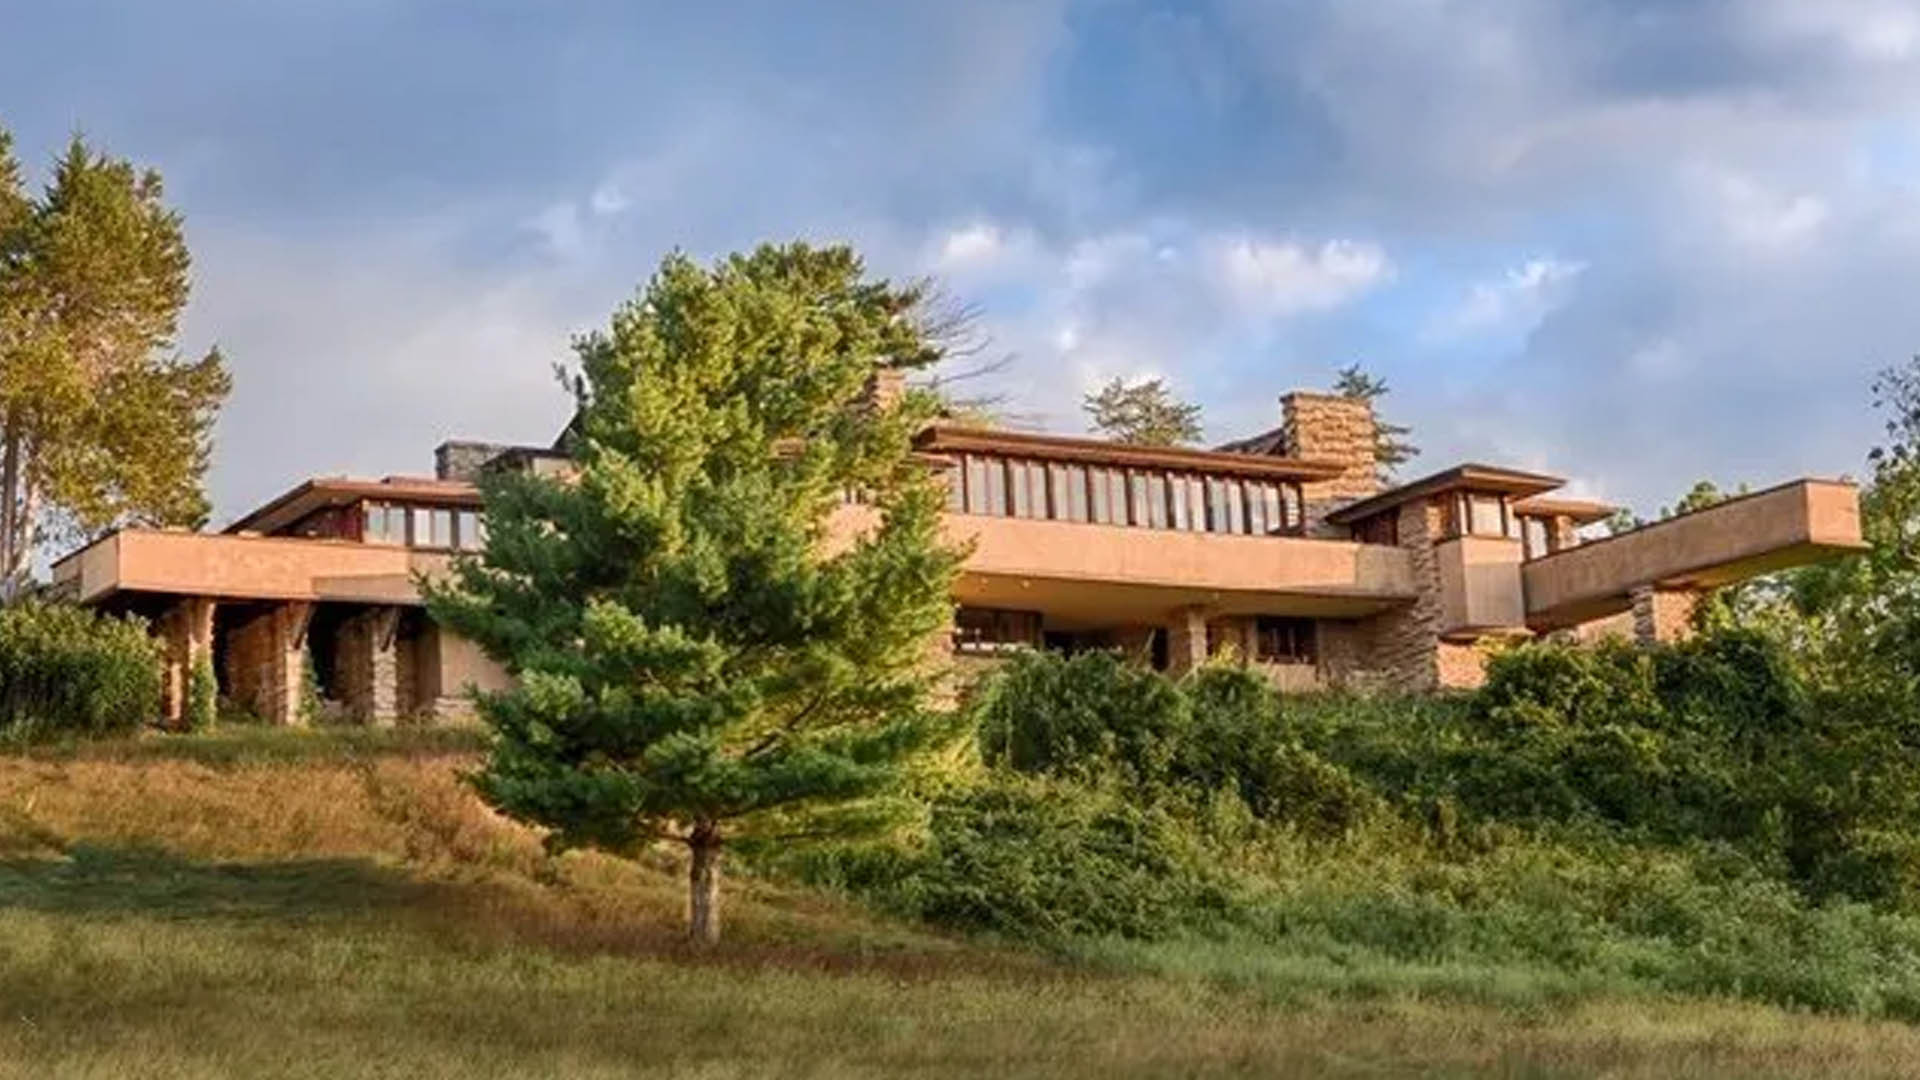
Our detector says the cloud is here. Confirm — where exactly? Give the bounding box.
[8,0,1920,524]
[1432,256,1586,339]
[1213,237,1392,318]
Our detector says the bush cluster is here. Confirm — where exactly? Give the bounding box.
[0,602,161,741]
[777,630,1920,1018]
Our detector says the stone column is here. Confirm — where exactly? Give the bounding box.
[1631,586,1698,644]
[337,606,403,725]
[159,597,215,727]
[1548,514,1579,553]
[1165,606,1209,679]
[231,602,312,725]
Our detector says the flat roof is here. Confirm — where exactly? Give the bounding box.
[1324,464,1566,525]
[916,424,1350,482]
[1510,495,1618,525]
[223,476,481,536]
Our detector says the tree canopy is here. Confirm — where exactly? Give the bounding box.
[424,243,965,943]
[0,127,229,595]
[1333,363,1418,480]
[1083,377,1203,446]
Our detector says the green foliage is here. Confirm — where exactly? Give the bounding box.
[1333,363,1418,479]
[974,649,1189,787]
[185,655,216,732]
[0,602,160,740]
[803,773,1233,940]
[1178,665,1377,837]
[0,128,230,593]
[423,243,965,940]
[1082,377,1203,446]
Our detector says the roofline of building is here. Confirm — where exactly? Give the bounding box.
[1324,464,1567,525]
[1510,495,1619,525]
[222,476,481,536]
[916,424,1350,481]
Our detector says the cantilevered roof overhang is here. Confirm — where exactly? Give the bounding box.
[224,477,480,536]
[1523,478,1867,630]
[1325,464,1567,526]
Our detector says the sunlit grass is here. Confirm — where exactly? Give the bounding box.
[1,728,1917,1078]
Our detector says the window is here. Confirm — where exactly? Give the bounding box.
[1253,617,1316,664]
[1468,493,1506,537]
[944,467,964,512]
[1353,511,1399,546]
[410,506,454,548]
[1108,471,1129,525]
[1246,482,1270,535]
[1281,484,1303,534]
[1009,459,1034,518]
[1089,468,1113,524]
[1224,479,1246,533]
[1169,475,1192,530]
[363,502,406,545]
[1145,473,1168,529]
[1129,473,1152,528]
[456,510,487,551]
[952,607,1043,654]
[1049,463,1086,522]
[1519,516,1547,559]
[964,456,1006,516]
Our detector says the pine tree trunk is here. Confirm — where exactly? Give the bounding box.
[688,821,721,945]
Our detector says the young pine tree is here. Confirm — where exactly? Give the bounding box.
[424,244,965,944]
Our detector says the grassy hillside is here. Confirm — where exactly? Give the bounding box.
[3,728,1920,1078]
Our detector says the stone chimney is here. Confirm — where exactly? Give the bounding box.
[434,440,509,482]
[1280,392,1380,532]
[864,368,907,412]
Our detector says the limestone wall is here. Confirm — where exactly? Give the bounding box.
[1280,393,1380,536]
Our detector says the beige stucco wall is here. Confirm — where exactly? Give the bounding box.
[1523,479,1864,629]
[941,513,1417,600]
[413,622,511,719]
[57,530,421,605]
[1435,536,1526,634]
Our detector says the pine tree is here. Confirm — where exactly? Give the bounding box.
[424,244,965,944]
[0,129,229,596]
[1333,364,1419,480]
[1083,377,1203,446]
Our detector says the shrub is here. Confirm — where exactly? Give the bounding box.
[0,603,161,740]
[185,656,217,732]
[816,773,1235,940]
[1179,666,1377,836]
[974,650,1189,787]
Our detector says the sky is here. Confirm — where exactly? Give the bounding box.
[5,0,1920,524]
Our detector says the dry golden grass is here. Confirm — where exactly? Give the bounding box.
[0,726,1917,1078]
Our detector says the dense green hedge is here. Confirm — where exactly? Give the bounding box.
[0,603,162,741]
[774,632,1920,1017]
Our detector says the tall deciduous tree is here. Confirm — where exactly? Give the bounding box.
[0,129,229,595]
[1083,377,1203,446]
[424,244,965,944]
[1333,364,1419,480]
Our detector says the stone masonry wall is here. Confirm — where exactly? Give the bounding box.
[224,603,309,725]
[334,607,402,725]
[1280,392,1380,537]
[1631,586,1699,644]
[1363,498,1458,692]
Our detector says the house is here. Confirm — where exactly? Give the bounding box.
[50,386,1867,726]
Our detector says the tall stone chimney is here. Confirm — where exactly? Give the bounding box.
[1280,392,1380,533]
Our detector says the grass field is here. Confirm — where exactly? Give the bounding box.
[2,727,1918,1078]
